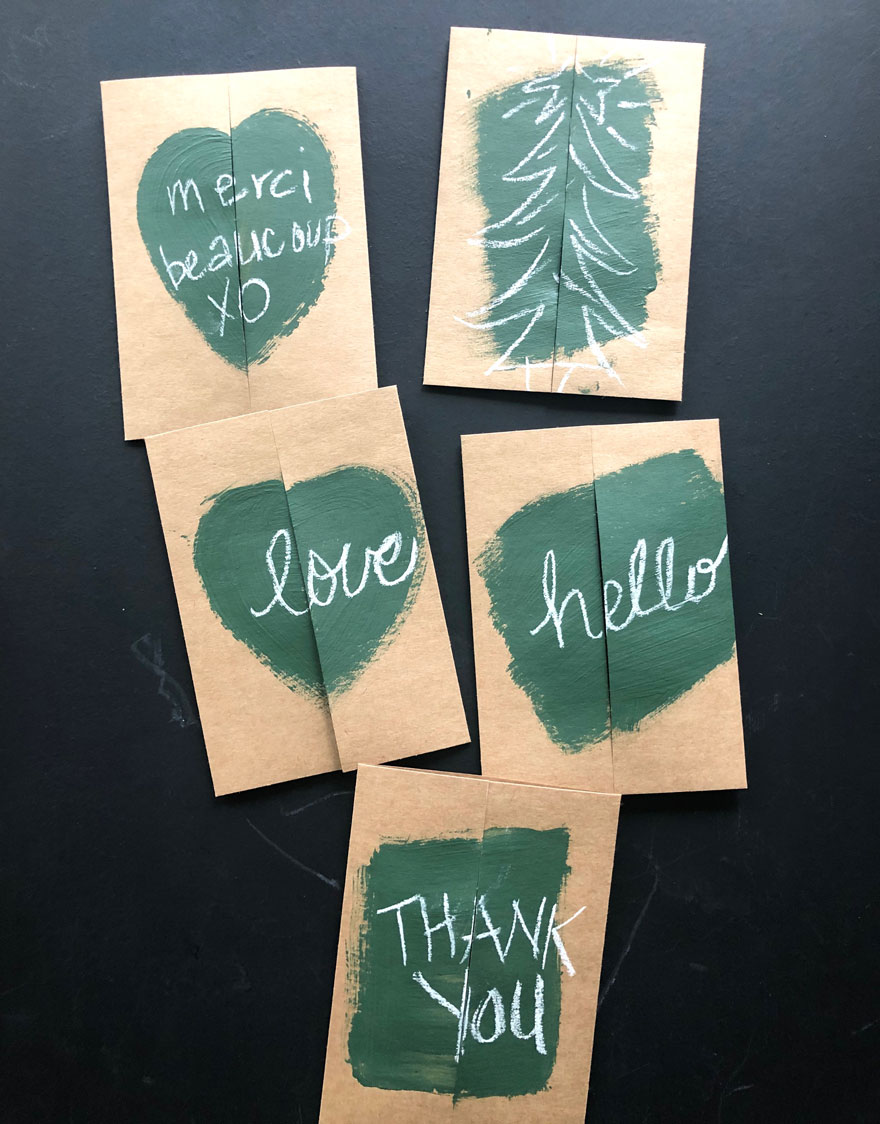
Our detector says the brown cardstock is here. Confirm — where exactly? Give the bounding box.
[423,27,704,401]
[145,387,467,795]
[319,764,620,1122]
[462,419,747,795]
[102,68,376,440]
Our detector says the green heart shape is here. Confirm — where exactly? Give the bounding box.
[192,466,426,698]
[477,450,735,752]
[137,108,337,369]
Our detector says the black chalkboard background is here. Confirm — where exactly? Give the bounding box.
[2,1,878,1121]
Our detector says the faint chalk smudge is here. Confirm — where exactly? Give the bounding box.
[130,633,198,728]
[245,817,340,890]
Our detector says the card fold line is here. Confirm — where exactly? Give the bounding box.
[266,409,341,768]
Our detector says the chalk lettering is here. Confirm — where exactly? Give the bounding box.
[261,228,284,258]
[250,170,272,199]
[250,529,419,620]
[530,534,729,648]
[240,277,270,324]
[207,234,234,272]
[207,276,236,337]
[388,891,578,1060]
[166,178,204,215]
[160,216,348,285]
[270,169,296,197]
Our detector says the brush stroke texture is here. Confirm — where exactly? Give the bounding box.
[460,59,660,386]
[478,451,734,751]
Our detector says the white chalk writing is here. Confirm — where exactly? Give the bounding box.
[531,535,729,648]
[250,528,419,619]
[375,891,585,1061]
[160,164,350,330]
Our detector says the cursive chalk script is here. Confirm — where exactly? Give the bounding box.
[531,534,729,649]
[250,528,419,618]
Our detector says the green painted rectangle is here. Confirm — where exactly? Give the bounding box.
[347,826,571,1100]
[462,52,662,387]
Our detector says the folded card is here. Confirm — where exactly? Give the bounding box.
[146,387,467,795]
[424,28,704,401]
[463,419,746,794]
[102,68,376,439]
[320,764,619,1122]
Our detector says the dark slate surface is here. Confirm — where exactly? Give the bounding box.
[1,1,878,1120]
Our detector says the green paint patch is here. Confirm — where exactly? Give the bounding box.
[464,67,575,368]
[478,485,610,753]
[348,827,572,1100]
[137,109,338,369]
[462,62,659,379]
[192,466,425,698]
[594,450,734,730]
[554,62,660,370]
[478,450,734,749]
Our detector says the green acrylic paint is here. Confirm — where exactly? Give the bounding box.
[464,66,575,370]
[463,62,659,379]
[347,826,572,1100]
[477,485,610,753]
[137,109,338,370]
[192,466,425,698]
[454,826,570,1102]
[192,477,321,694]
[554,62,660,374]
[282,466,426,694]
[593,450,735,731]
[478,450,734,749]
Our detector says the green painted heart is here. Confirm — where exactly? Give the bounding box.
[477,450,735,752]
[192,466,426,698]
[137,108,338,369]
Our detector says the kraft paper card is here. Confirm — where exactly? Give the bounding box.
[424,28,704,401]
[320,764,619,1122]
[102,68,377,439]
[146,387,467,795]
[463,419,746,794]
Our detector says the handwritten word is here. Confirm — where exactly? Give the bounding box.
[160,216,350,289]
[531,534,729,649]
[161,166,349,334]
[165,168,310,215]
[375,891,585,1060]
[250,528,418,619]
[159,215,350,334]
